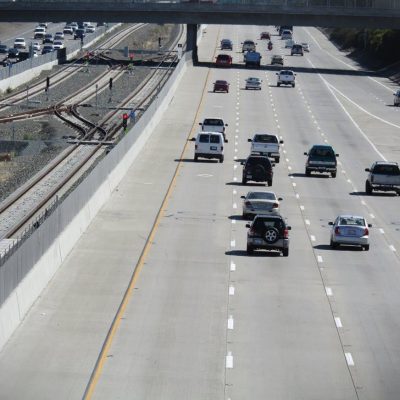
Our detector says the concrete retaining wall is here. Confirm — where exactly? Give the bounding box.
[0,52,191,351]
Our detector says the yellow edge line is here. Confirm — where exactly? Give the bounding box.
[83,26,222,400]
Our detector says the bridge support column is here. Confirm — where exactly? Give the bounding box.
[186,24,198,64]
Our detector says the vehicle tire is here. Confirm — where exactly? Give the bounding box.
[363,245,370,251]
[267,179,273,187]
[305,168,311,176]
[331,171,337,178]
[194,155,198,162]
[264,227,279,244]
[213,89,216,93]
[330,239,338,249]
[282,248,289,257]
[219,155,224,163]
[253,164,266,182]
[242,213,248,220]
[275,157,280,163]
[242,178,247,185]
[292,83,295,88]
[246,244,254,254]
[365,180,373,195]
[277,83,281,87]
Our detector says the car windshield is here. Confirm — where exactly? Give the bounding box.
[373,164,400,175]
[339,217,365,226]
[254,135,278,143]
[248,192,276,200]
[204,119,223,126]
[210,135,221,144]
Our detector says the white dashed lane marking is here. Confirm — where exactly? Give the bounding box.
[226,352,233,368]
[317,255,323,263]
[229,286,235,296]
[325,287,333,296]
[230,261,236,271]
[345,353,355,366]
[335,317,343,328]
[230,239,236,247]
[227,316,234,330]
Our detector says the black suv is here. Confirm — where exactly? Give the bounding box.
[246,214,291,256]
[241,155,274,185]
[304,145,339,178]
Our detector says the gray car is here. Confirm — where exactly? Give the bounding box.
[329,215,372,251]
[246,214,290,256]
[241,191,282,219]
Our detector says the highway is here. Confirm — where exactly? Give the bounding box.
[0,24,400,400]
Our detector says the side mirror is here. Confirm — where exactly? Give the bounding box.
[275,72,278,75]
[295,73,297,76]
[287,226,292,230]
[365,168,370,172]
[240,161,245,165]
[279,140,284,144]
[272,163,276,167]
[224,139,228,143]
[368,223,372,228]
[245,223,251,228]
[248,138,252,142]
[328,222,333,225]
[304,152,308,155]
[225,123,229,126]
[278,197,283,201]
[198,122,202,125]
[336,154,339,157]
[189,137,196,141]
[240,195,245,199]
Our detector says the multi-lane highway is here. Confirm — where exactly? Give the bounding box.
[0,24,399,400]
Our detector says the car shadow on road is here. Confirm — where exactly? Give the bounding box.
[313,244,363,251]
[226,182,267,187]
[289,172,329,178]
[350,190,398,197]
[174,158,218,163]
[228,215,245,221]
[225,250,282,257]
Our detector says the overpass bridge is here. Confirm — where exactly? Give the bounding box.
[0,0,399,28]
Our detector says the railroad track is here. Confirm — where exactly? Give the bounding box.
[0,24,185,242]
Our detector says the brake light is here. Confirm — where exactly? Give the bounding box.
[335,227,340,235]
[272,203,279,208]
[283,228,289,238]
[364,228,369,236]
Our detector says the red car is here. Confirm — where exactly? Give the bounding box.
[215,54,232,67]
[260,32,271,40]
[213,80,230,93]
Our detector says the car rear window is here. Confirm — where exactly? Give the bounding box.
[373,164,400,175]
[310,147,335,158]
[247,157,271,167]
[204,119,223,126]
[210,135,221,144]
[254,135,277,143]
[339,217,365,226]
[215,80,227,85]
[248,192,276,200]
[199,134,210,143]
[253,218,283,230]
[217,55,230,60]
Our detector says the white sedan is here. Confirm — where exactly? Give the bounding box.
[245,77,262,90]
[301,42,310,52]
[53,40,64,50]
[329,215,372,250]
[241,191,282,219]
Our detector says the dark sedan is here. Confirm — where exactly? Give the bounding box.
[220,39,233,50]
[213,80,230,93]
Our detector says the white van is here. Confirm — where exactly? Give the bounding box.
[193,132,225,163]
[199,118,228,140]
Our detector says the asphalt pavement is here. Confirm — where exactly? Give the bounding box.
[0,24,399,400]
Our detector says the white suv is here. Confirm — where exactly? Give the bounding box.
[192,132,225,163]
[14,38,26,49]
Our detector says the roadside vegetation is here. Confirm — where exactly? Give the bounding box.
[325,28,400,68]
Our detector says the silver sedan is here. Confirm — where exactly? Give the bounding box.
[241,191,282,219]
[329,215,372,250]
